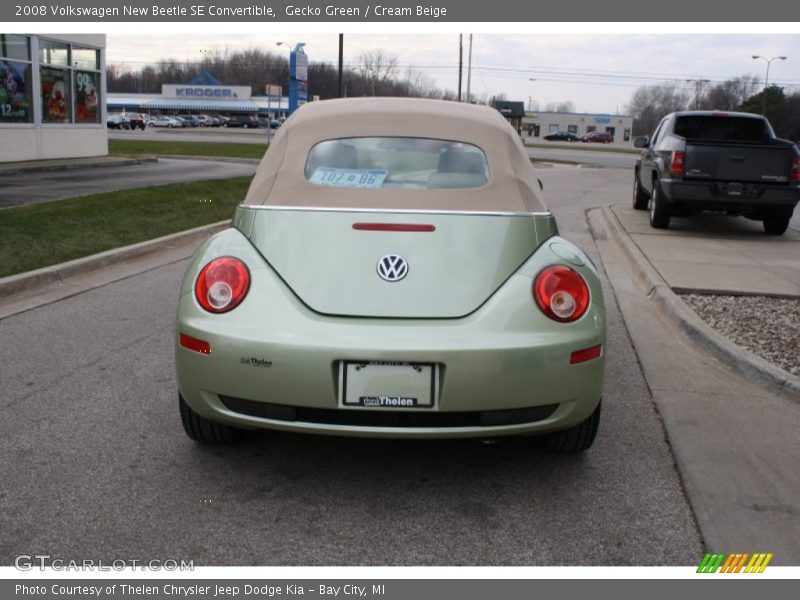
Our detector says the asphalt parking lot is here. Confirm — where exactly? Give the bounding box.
[1,162,798,565]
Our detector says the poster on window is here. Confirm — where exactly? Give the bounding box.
[0,60,30,122]
[40,66,70,122]
[74,70,99,123]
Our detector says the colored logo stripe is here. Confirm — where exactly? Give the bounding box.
[697,552,773,573]
[745,553,773,573]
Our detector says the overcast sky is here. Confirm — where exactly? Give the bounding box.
[106,33,800,114]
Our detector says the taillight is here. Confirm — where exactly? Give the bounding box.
[194,257,250,313]
[791,156,800,183]
[533,265,590,322]
[669,151,685,177]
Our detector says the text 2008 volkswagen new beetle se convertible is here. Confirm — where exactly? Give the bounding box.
[176,98,606,452]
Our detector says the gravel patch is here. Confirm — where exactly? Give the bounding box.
[682,294,800,377]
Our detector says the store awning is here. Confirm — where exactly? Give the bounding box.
[142,98,259,112]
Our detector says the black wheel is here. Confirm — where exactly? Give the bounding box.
[649,178,671,229]
[179,394,243,444]
[536,401,601,453]
[632,171,649,210]
[763,208,792,235]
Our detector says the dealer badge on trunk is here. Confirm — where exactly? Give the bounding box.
[377,254,408,282]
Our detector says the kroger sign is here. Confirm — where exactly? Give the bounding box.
[162,84,251,99]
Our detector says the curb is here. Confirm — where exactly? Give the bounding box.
[0,220,230,299]
[0,157,157,176]
[591,205,800,400]
[146,154,261,165]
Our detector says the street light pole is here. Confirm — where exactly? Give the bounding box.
[752,55,787,115]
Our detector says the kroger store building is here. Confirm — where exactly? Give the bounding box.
[0,33,106,163]
[107,73,288,119]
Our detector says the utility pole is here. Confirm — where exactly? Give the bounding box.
[337,34,343,98]
[457,34,463,102]
[466,34,473,103]
[685,78,710,109]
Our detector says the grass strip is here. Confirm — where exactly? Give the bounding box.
[109,139,267,160]
[0,176,250,278]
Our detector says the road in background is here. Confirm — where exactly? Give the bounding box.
[0,158,256,209]
[110,128,638,169]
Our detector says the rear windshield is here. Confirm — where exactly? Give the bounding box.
[304,137,490,190]
[674,115,769,143]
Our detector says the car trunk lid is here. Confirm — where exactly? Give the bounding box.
[235,207,556,318]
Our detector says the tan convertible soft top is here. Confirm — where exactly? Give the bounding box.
[243,97,548,213]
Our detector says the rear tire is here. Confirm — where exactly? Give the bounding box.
[763,208,792,235]
[649,178,671,229]
[632,172,649,210]
[179,394,243,444]
[536,401,601,453]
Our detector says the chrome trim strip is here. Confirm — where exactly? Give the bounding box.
[240,205,553,218]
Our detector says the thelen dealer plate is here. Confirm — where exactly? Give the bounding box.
[339,361,437,409]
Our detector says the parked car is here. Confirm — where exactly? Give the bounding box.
[633,110,800,233]
[176,97,606,451]
[106,114,130,129]
[178,114,202,127]
[258,117,282,129]
[225,115,259,128]
[543,131,580,142]
[148,116,181,128]
[124,112,146,130]
[581,131,614,143]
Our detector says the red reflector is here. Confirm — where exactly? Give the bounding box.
[570,344,602,365]
[179,334,211,354]
[352,223,435,232]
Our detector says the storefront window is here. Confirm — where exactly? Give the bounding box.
[39,39,69,67]
[0,35,32,123]
[74,70,100,123]
[41,66,71,123]
[72,47,99,70]
[0,60,32,123]
[1,34,30,61]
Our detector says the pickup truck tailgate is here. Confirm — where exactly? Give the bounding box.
[685,142,793,183]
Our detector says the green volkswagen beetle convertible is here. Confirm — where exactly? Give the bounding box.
[175,97,605,451]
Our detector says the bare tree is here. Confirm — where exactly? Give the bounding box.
[403,65,442,98]
[543,100,576,113]
[356,50,398,96]
[704,75,761,111]
[626,82,692,135]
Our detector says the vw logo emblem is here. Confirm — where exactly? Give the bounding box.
[377,254,408,282]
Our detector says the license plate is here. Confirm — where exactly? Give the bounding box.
[339,361,437,409]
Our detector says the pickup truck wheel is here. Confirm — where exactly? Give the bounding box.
[649,179,671,229]
[763,208,792,235]
[632,173,649,210]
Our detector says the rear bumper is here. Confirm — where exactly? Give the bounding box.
[175,232,606,440]
[660,178,800,210]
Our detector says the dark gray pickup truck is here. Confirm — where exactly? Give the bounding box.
[633,110,800,234]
